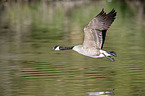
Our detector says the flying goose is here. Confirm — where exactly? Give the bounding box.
[52,9,117,61]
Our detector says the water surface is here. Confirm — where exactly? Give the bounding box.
[0,1,145,96]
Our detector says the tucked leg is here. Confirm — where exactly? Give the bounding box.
[109,51,117,57]
[102,53,115,62]
[106,56,115,62]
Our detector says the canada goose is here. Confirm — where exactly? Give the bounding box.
[52,9,117,61]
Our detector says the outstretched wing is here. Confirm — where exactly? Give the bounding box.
[83,9,116,49]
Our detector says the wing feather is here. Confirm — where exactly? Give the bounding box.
[87,9,106,30]
[104,9,117,29]
[83,9,116,49]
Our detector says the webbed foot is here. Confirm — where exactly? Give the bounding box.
[109,51,117,57]
[106,56,115,62]
[102,53,115,62]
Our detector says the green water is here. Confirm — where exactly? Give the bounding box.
[0,1,145,96]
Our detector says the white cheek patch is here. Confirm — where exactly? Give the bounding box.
[55,46,60,50]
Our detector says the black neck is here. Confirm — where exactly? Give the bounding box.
[59,46,74,50]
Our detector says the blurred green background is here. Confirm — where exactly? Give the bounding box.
[0,0,145,96]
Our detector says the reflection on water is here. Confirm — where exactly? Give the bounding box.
[87,91,114,96]
[0,0,145,96]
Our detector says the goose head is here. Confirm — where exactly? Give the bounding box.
[51,45,60,50]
